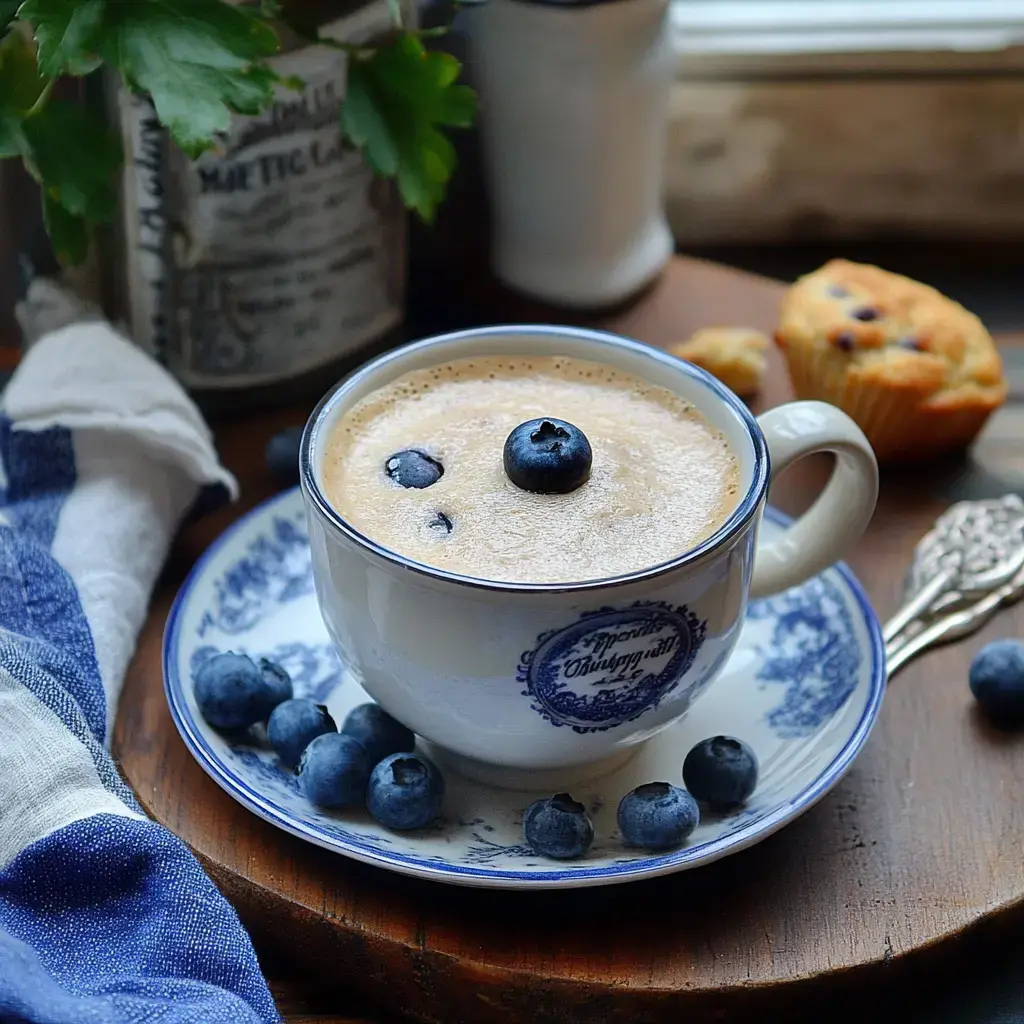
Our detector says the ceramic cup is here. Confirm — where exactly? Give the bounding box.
[300,326,878,788]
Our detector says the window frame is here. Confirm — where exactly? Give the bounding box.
[671,0,1024,76]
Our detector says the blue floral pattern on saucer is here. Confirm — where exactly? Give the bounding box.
[164,489,885,890]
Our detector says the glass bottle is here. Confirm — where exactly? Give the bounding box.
[101,0,408,417]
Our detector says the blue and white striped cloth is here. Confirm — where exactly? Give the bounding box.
[0,317,278,1022]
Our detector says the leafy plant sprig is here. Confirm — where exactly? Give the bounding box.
[0,0,477,264]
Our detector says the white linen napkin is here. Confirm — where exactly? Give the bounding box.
[0,293,278,1024]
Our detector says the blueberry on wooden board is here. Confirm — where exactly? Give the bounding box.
[265,427,304,487]
[970,640,1024,724]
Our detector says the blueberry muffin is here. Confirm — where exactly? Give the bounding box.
[775,259,1006,462]
[670,327,769,398]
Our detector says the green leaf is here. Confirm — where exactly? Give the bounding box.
[3,85,121,262]
[1,1,22,34]
[0,23,45,113]
[342,65,397,176]
[21,99,121,221]
[98,0,281,157]
[42,192,89,264]
[0,29,36,157]
[19,0,104,75]
[0,113,25,157]
[342,33,476,221]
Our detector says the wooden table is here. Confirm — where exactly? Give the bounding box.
[113,255,1024,1024]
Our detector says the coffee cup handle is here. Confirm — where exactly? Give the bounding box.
[750,401,878,600]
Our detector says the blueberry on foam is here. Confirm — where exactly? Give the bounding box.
[385,449,443,489]
[503,418,592,495]
[428,511,453,534]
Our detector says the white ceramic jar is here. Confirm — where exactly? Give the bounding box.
[465,0,676,308]
[300,326,878,788]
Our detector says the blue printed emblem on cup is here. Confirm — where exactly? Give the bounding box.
[517,602,707,733]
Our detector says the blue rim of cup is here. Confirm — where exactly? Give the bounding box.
[299,325,772,594]
[163,494,887,889]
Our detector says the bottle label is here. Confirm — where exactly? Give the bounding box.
[118,5,404,389]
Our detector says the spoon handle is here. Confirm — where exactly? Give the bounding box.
[882,570,951,648]
[885,563,1024,679]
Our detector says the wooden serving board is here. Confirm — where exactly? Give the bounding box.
[113,256,1024,1024]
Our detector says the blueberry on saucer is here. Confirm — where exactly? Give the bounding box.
[366,753,445,830]
[258,657,292,694]
[267,699,337,768]
[523,793,594,859]
[298,733,372,808]
[341,703,416,765]
[503,418,592,494]
[193,652,292,731]
[683,736,759,808]
[617,782,699,851]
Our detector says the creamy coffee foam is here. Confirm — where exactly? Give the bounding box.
[321,355,740,584]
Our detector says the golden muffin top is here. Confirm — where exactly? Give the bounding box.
[776,259,1005,411]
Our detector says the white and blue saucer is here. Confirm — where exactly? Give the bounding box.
[164,488,885,890]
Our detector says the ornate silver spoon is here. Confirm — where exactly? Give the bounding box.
[884,495,1024,679]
